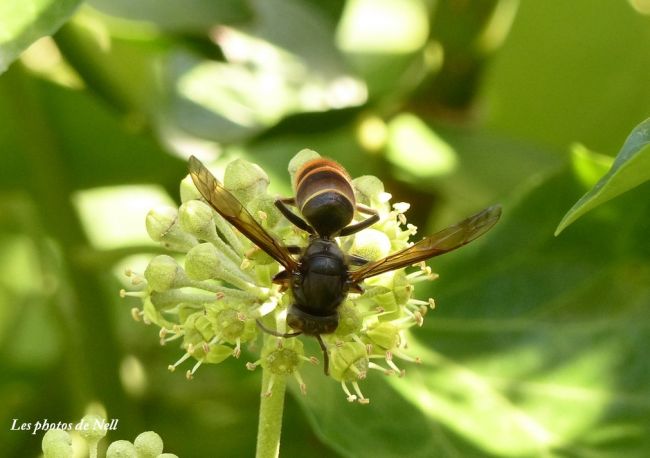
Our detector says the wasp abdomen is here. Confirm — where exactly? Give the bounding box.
[294,159,356,237]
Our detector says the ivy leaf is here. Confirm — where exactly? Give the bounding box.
[556,118,650,235]
[0,0,81,74]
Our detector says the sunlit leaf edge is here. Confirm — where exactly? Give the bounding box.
[555,118,650,235]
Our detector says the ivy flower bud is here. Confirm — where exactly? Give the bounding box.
[134,431,164,458]
[106,440,137,458]
[184,243,221,281]
[178,200,218,241]
[352,175,386,208]
[79,414,107,457]
[350,228,391,261]
[146,206,198,252]
[180,174,202,202]
[288,148,321,184]
[42,429,72,458]
[223,158,269,202]
[144,256,186,292]
[330,341,369,382]
[247,194,283,231]
[185,242,259,296]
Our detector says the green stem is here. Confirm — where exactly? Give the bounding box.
[255,362,287,458]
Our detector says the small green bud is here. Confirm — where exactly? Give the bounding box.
[353,175,385,207]
[134,431,164,458]
[180,174,202,202]
[223,158,269,202]
[42,429,72,458]
[288,148,321,184]
[247,194,283,229]
[330,341,369,382]
[145,256,187,292]
[78,414,107,443]
[185,243,220,281]
[335,302,363,337]
[365,322,400,351]
[146,207,198,252]
[350,228,391,261]
[106,440,137,458]
[261,338,304,376]
[145,206,177,242]
[178,200,218,241]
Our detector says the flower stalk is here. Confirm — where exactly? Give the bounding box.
[256,341,288,458]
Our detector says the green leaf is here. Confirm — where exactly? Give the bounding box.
[87,0,252,32]
[294,168,650,457]
[0,0,81,74]
[556,118,650,235]
[0,67,183,192]
[486,0,650,154]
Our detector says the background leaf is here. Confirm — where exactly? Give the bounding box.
[485,0,650,154]
[556,118,650,235]
[0,0,82,74]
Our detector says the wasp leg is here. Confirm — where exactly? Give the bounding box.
[315,334,330,375]
[256,319,302,338]
[275,197,315,234]
[338,204,380,237]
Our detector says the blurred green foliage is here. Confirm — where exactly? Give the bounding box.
[1,0,650,457]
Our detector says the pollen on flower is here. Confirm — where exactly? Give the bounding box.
[122,150,439,405]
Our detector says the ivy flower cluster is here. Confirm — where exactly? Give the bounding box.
[122,149,437,403]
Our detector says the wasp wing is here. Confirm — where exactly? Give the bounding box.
[188,156,298,271]
[350,205,501,283]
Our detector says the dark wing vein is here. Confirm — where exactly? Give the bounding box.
[188,156,298,271]
[350,205,501,282]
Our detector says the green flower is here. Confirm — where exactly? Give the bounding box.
[123,149,436,403]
